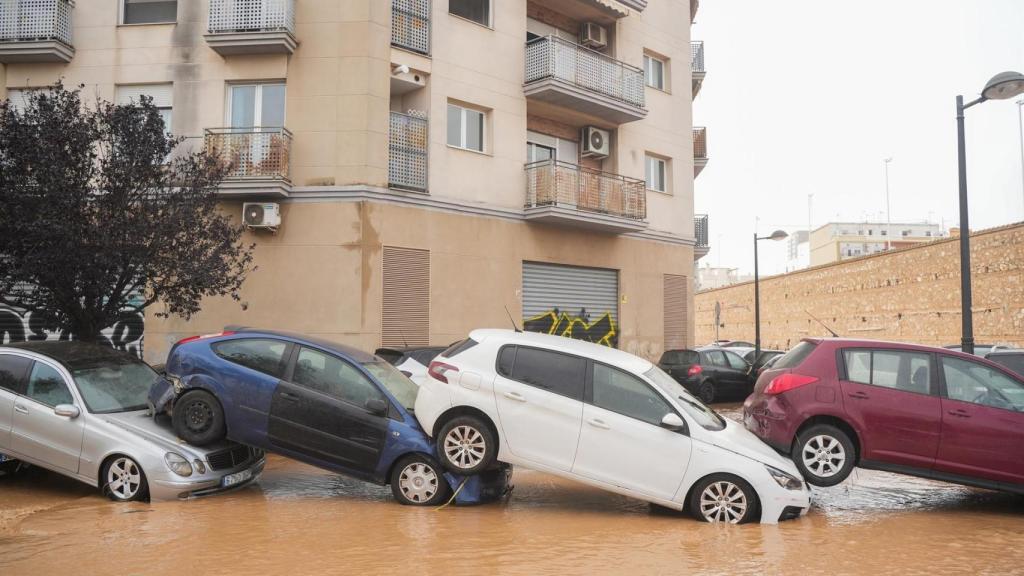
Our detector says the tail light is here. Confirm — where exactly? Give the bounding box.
[175,331,236,346]
[687,365,703,377]
[428,361,459,384]
[764,373,819,395]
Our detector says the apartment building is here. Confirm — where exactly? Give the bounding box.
[0,0,708,363]
[810,221,944,266]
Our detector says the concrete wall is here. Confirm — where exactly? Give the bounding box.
[696,222,1024,350]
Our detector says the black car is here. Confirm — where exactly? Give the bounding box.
[743,350,785,377]
[657,347,753,404]
[987,349,1024,378]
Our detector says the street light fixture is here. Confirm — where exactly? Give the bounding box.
[955,71,1024,356]
[754,229,788,361]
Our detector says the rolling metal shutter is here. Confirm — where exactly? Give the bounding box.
[663,274,688,350]
[382,247,429,347]
[522,261,619,347]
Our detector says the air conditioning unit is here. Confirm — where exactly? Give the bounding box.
[581,126,610,158]
[579,22,607,50]
[243,202,281,230]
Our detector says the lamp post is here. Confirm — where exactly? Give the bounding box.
[884,158,893,251]
[955,71,1024,356]
[754,229,788,361]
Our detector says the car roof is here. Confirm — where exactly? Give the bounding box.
[987,349,1023,357]
[800,337,1004,359]
[223,328,378,363]
[468,329,653,373]
[1,340,140,370]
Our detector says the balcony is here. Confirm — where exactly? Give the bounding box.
[690,0,700,22]
[389,112,428,192]
[524,159,647,233]
[524,36,646,125]
[691,41,705,97]
[205,127,292,197]
[392,0,430,55]
[693,127,708,177]
[205,0,297,56]
[0,0,74,63]
[693,214,709,260]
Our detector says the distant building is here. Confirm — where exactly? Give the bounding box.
[697,265,753,291]
[785,230,810,272]
[809,221,944,266]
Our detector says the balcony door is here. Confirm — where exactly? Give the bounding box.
[227,83,286,173]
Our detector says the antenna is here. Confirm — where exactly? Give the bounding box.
[398,328,409,347]
[805,309,839,338]
[504,306,522,333]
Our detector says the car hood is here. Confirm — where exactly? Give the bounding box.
[101,411,233,460]
[701,417,803,478]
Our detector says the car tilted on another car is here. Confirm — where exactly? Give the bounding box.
[744,338,1024,493]
[0,342,264,501]
[415,329,810,524]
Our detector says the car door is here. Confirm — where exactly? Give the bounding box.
[936,355,1024,485]
[838,348,941,468]
[572,362,691,501]
[492,345,585,471]
[268,346,389,472]
[10,359,85,474]
[723,350,753,390]
[0,354,32,451]
[208,337,292,445]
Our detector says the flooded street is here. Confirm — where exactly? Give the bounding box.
[2,404,1022,575]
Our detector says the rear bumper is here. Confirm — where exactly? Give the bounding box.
[742,394,798,455]
[413,376,452,438]
[149,457,265,500]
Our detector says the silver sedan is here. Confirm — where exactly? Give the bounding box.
[0,341,264,501]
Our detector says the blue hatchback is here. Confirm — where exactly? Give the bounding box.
[150,328,504,506]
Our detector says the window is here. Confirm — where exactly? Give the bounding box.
[361,361,415,410]
[502,346,586,401]
[645,154,667,192]
[122,0,177,24]
[450,0,490,26]
[447,103,485,152]
[592,363,674,426]
[724,351,748,370]
[442,338,479,359]
[841,349,931,394]
[0,354,31,395]
[660,350,699,366]
[117,84,173,134]
[527,142,555,163]
[293,347,385,408]
[705,350,727,367]
[228,83,286,128]
[25,362,73,407]
[988,354,1024,379]
[644,54,666,90]
[942,356,1024,411]
[213,338,289,378]
[774,341,817,370]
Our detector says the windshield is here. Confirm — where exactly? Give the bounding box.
[362,361,418,410]
[72,359,161,414]
[644,366,725,431]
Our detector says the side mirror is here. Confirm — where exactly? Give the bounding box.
[365,398,388,416]
[661,412,686,432]
[54,404,80,419]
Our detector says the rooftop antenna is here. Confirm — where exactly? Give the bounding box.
[806,309,839,338]
[398,328,409,347]
[504,306,522,332]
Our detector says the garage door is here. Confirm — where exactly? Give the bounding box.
[522,262,618,348]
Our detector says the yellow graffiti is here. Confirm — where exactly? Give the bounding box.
[523,309,617,347]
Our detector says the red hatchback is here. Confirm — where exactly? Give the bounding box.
[743,338,1024,492]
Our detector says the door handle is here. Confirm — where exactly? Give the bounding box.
[503,391,526,402]
[14,404,28,414]
[587,418,610,430]
[947,410,970,418]
[848,392,869,400]
[279,392,298,402]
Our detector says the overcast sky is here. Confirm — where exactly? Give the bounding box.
[692,0,1024,275]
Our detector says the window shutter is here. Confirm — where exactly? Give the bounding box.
[664,274,688,350]
[116,84,173,107]
[382,246,430,347]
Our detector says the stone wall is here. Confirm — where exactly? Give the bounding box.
[695,222,1024,350]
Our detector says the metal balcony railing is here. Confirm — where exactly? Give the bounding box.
[525,159,646,221]
[693,127,707,159]
[525,35,645,110]
[207,0,295,34]
[205,127,292,181]
[694,214,709,247]
[391,0,429,55]
[0,0,73,46]
[389,111,428,192]
[691,41,704,74]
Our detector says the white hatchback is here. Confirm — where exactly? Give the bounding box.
[415,329,811,524]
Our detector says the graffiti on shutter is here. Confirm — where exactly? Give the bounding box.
[663,274,688,350]
[382,246,430,347]
[0,307,145,358]
[522,261,619,348]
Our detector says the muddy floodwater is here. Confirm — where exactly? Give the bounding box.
[2,404,1023,575]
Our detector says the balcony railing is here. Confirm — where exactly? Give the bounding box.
[208,0,294,34]
[694,214,709,248]
[0,0,73,62]
[525,35,645,111]
[526,159,646,222]
[389,111,428,192]
[693,127,707,159]
[391,0,430,55]
[691,41,704,74]
[205,127,292,182]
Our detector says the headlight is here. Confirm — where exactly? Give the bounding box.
[766,466,803,491]
[164,452,193,477]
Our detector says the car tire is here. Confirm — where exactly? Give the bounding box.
[793,424,856,487]
[437,415,497,475]
[697,380,716,404]
[390,454,452,506]
[0,459,21,476]
[102,456,149,502]
[689,473,759,524]
[172,389,226,446]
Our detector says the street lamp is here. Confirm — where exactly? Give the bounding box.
[754,229,788,360]
[955,71,1024,355]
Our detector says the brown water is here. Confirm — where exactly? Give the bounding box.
[2,404,1023,575]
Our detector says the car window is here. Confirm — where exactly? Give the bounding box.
[988,354,1024,378]
[375,349,404,366]
[213,338,288,378]
[293,347,385,408]
[644,366,725,431]
[592,363,675,426]
[497,346,516,377]
[724,351,748,370]
[25,362,73,407]
[743,351,755,363]
[441,338,478,359]
[942,356,1024,411]
[842,349,931,394]
[504,346,585,401]
[72,358,159,414]
[774,341,818,370]
[361,361,416,410]
[412,349,441,366]
[0,354,31,395]
[706,350,727,367]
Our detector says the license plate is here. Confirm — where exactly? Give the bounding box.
[221,468,253,488]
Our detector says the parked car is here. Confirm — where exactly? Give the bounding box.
[151,329,502,506]
[0,341,264,501]
[744,338,1024,494]
[943,344,1014,357]
[986,349,1024,378]
[722,341,755,349]
[659,347,754,404]
[744,350,785,377]
[374,346,446,386]
[415,329,810,524]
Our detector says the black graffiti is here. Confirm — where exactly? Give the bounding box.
[0,307,145,358]
[523,308,618,347]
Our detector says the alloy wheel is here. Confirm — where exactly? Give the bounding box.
[398,462,440,503]
[107,457,142,500]
[699,480,748,523]
[802,434,846,478]
[443,425,486,470]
